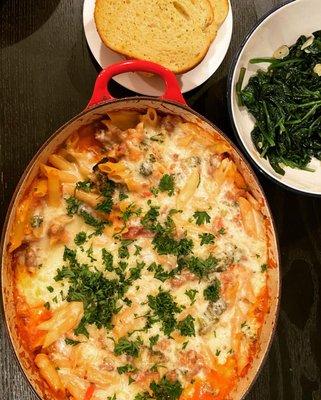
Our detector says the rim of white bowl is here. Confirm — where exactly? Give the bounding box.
[227,0,321,197]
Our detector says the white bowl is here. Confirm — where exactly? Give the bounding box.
[228,0,321,195]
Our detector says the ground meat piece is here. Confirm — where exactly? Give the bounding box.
[25,247,37,273]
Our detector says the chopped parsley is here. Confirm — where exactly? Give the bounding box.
[118,239,134,259]
[149,334,160,348]
[66,196,81,216]
[122,203,142,222]
[95,177,115,214]
[193,211,211,225]
[134,378,183,400]
[184,289,198,305]
[79,209,106,235]
[44,302,50,310]
[75,179,93,192]
[134,245,142,255]
[65,338,80,346]
[150,187,159,197]
[102,248,114,271]
[152,234,193,257]
[177,315,195,337]
[261,263,268,273]
[203,278,221,302]
[150,377,183,400]
[134,394,152,400]
[95,197,113,214]
[182,254,218,279]
[117,364,137,374]
[218,227,226,235]
[114,337,142,357]
[158,174,175,196]
[147,262,174,282]
[47,286,54,293]
[119,191,129,201]
[147,290,182,336]
[74,231,87,246]
[199,233,215,246]
[30,215,43,228]
[86,244,97,262]
[141,205,160,230]
[54,247,121,337]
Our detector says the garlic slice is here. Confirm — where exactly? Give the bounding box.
[273,45,289,60]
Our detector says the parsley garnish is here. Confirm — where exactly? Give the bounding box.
[96,197,113,214]
[261,263,268,273]
[199,233,215,245]
[65,338,80,346]
[149,334,160,348]
[203,278,221,302]
[86,244,97,262]
[184,289,198,305]
[118,239,134,259]
[66,196,81,216]
[79,209,106,235]
[193,211,211,225]
[102,248,114,271]
[117,364,137,374]
[141,205,160,230]
[44,302,50,309]
[150,377,183,400]
[119,191,129,201]
[177,315,195,337]
[182,254,218,280]
[74,231,87,246]
[114,337,142,357]
[158,174,175,196]
[134,245,142,255]
[122,203,142,222]
[75,179,93,192]
[47,286,54,293]
[96,178,115,214]
[147,290,182,336]
[152,234,193,257]
[147,262,174,282]
[218,227,226,235]
[54,247,121,337]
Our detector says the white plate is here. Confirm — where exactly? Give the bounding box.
[229,0,321,196]
[83,0,233,95]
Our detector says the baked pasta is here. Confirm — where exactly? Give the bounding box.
[9,108,271,400]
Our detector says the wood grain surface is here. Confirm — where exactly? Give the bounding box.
[0,0,320,399]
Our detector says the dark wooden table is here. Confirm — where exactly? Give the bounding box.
[1,0,321,399]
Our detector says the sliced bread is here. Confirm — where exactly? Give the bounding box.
[94,0,214,74]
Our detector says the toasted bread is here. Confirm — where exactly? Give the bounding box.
[210,0,229,27]
[94,0,215,74]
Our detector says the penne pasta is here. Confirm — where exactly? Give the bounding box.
[9,109,272,400]
[35,353,63,392]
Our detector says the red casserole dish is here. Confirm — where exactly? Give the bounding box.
[1,60,280,400]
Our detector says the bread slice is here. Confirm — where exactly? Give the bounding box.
[205,0,229,42]
[210,0,229,28]
[94,0,214,74]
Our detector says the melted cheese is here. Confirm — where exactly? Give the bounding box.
[11,111,270,400]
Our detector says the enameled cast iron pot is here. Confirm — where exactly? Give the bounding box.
[1,60,280,400]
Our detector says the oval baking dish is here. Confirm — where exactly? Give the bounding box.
[1,60,280,400]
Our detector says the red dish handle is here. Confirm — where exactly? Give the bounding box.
[87,60,186,108]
